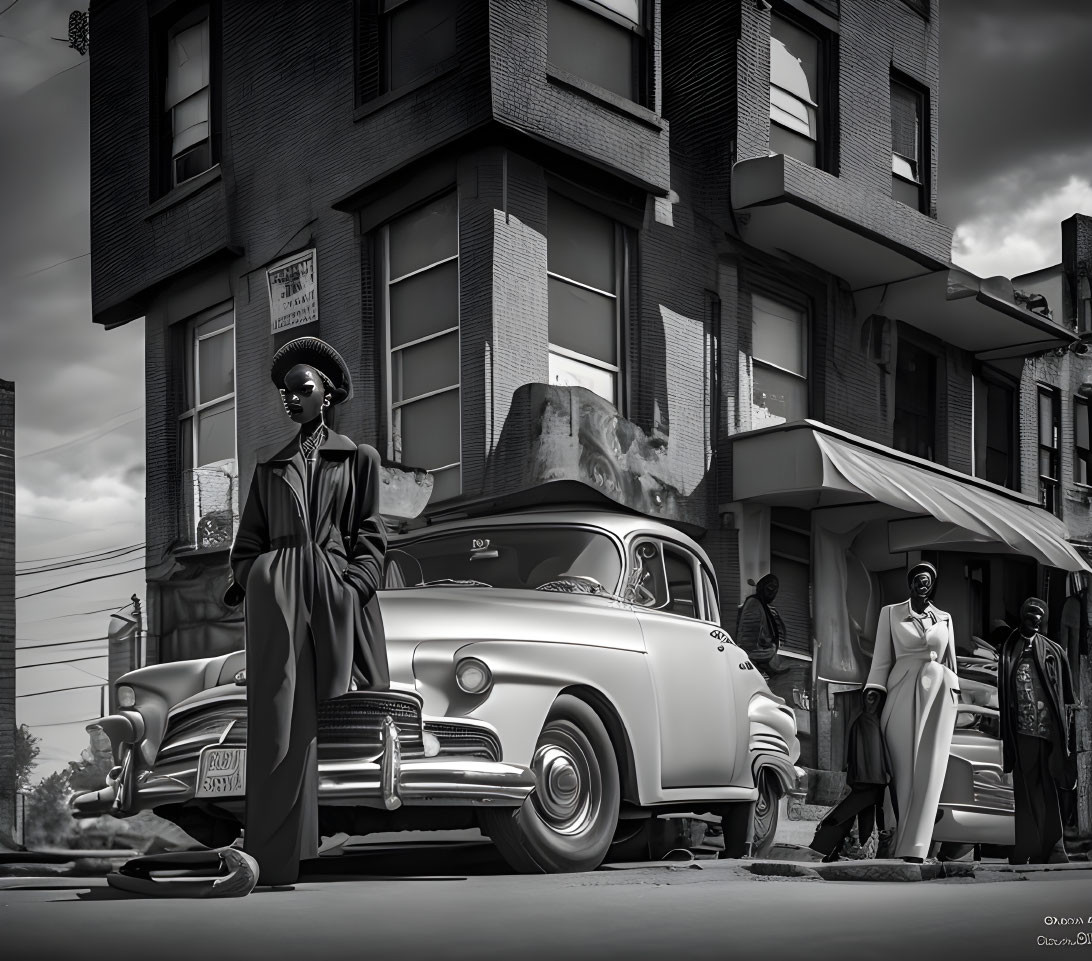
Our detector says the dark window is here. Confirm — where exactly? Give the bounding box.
[891,76,927,212]
[700,568,721,624]
[1039,386,1060,515]
[154,5,217,194]
[547,191,626,407]
[1076,396,1091,486]
[893,339,936,461]
[769,508,811,658]
[769,12,831,170]
[662,546,699,619]
[356,0,457,105]
[548,0,647,105]
[382,191,461,502]
[973,370,1016,489]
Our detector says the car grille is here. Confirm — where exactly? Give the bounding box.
[424,721,501,761]
[158,701,247,763]
[316,691,424,760]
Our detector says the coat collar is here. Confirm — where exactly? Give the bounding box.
[898,599,946,623]
[263,429,357,464]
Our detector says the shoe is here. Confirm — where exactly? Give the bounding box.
[107,845,259,899]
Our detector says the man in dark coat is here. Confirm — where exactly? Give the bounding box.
[228,337,387,886]
[736,573,789,678]
[999,597,1076,865]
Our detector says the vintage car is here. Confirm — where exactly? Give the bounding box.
[73,494,803,872]
[933,646,1014,858]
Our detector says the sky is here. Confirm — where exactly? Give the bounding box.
[0,1,1090,780]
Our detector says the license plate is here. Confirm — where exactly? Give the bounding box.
[195,746,246,798]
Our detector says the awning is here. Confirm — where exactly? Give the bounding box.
[732,422,1090,572]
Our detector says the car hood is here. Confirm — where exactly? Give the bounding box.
[377,586,643,679]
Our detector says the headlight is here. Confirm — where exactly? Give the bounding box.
[116,685,136,709]
[455,657,492,695]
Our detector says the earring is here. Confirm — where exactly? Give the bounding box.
[323,398,331,408]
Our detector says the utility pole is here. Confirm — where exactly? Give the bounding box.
[0,380,16,849]
[131,594,143,670]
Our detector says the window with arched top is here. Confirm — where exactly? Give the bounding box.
[769,13,826,169]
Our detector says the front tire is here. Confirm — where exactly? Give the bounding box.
[480,695,620,873]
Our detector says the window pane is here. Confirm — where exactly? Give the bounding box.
[702,570,720,624]
[172,88,209,155]
[770,17,818,104]
[389,192,457,279]
[770,86,816,138]
[429,464,460,503]
[388,0,457,90]
[890,81,920,164]
[397,390,459,468]
[198,328,234,403]
[1040,449,1057,479]
[197,400,234,466]
[174,142,211,184]
[549,350,616,404]
[891,155,918,181]
[548,0,635,101]
[769,123,816,166]
[1077,401,1090,451]
[1039,392,1056,444]
[548,193,615,292]
[165,18,209,109]
[891,174,922,209]
[390,260,459,347]
[392,331,459,402]
[548,277,617,364]
[593,0,641,24]
[752,363,807,427]
[752,294,805,375]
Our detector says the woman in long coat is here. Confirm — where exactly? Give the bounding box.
[228,336,387,886]
[864,562,960,862]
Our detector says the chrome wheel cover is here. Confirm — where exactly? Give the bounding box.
[530,725,601,837]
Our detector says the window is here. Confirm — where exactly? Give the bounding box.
[547,0,646,104]
[700,568,721,625]
[179,304,236,547]
[769,13,825,168]
[1080,274,1092,335]
[547,192,624,407]
[1039,386,1060,514]
[356,0,457,104]
[750,293,807,428]
[770,507,811,658]
[973,371,1016,489]
[893,339,936,461]
[891,77,926,212]
[162,9,213,189]
[1076,397,1091,487]
[383,192,461,502]
[630,539,701,619]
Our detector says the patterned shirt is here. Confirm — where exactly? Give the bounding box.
[1014,649,1054,740]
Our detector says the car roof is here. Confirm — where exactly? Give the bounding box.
[395,507,714,567]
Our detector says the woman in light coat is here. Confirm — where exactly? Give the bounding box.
[864,561,960,862]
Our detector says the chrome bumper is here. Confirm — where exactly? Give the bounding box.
[73,717,536,816]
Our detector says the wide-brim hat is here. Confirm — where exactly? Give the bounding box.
[270,336,353,406]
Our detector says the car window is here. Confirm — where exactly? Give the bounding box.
[701,568,721,624]
[386,525,623,592]
[662,546,699,619]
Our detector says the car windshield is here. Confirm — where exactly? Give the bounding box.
[385,525,623,592]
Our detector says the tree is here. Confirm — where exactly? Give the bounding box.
[13,724,40,793]
[23,771,74,850]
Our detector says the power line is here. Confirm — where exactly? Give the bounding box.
[16,566,145,600]
[17,638,110,650]
[23,717,99,729]
[17,545,144,577]
[17,681,104,698]
[15,654,108,671]
[21,603,134,624]
[13,250,89,282]
[17,541,143,566]
[18,410,142,460]
[0,2,20,19]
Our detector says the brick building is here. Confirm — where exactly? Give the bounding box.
[89,0,1086,793]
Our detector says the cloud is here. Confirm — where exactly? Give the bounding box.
[951,175,1092,278]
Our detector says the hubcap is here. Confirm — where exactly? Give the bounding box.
[531,726,600,836]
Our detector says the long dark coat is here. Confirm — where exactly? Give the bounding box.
[228,430,387,884]
[999,629,1075,787]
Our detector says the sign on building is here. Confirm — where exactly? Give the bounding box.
[267,249,318,333]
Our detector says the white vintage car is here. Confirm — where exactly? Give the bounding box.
[73,499,803,872]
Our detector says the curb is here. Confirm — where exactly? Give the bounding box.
[747,857,1092,882]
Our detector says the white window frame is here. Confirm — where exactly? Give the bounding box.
[178,301,236,547]
[382,193,462,500]
[547,194,626,409]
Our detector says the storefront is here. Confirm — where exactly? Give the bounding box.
[731,419,1090,797]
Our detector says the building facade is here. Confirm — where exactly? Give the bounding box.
[89,0,1085,797]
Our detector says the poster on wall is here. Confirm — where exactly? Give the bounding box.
[267,249,318,333]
